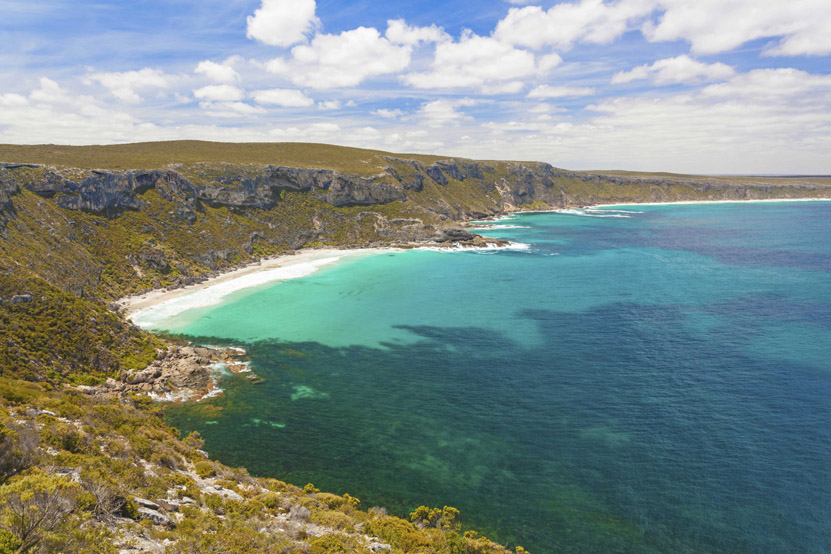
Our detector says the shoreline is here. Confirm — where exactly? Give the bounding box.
[120,246,399,324]
[589,197,831,209]
[119,239,518,329]
[121,197,831,326]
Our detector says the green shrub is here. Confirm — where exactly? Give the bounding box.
[194,461,216,478]
[308,534,370,554]
[205,494,224,514]
[40,418,86,454]
[365,516,432,551]
[121,498,141,520]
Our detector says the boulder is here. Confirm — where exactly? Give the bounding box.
[138,507,170,526]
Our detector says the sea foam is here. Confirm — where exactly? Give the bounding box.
[416,241,531,253]
[555,208,633,218]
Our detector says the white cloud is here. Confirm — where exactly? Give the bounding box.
[198,101,265,118]
[612,55,735,85]
[402,31,541,90]
[251,88,314,107]
[195,58,241,83]
[644,0,831,56]
[373,108,405,119]
[86,68,170,103]
[193,84,244,102]
[0,93,28,108]
[462,66,831,173]
[28,77,71,104]
[494,1,653,50]
[246,0,320,47]
[317,100,342,110]
[481,81,526,95]
[266,27,412,88]
[493,1,831,56]
[528,85,595,98]
[699,68,831,99]
[419,98,479,127]
[386,19,449,45]
[0,78,141,144]
[537,53,563,74]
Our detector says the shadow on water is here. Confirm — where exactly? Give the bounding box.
[166,299,831,554]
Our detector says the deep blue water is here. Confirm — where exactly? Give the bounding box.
[160,202,831,553]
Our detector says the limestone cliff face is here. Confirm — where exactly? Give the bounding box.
[1,152,829,304]
[0,164,410,218]
[3,158,828,224]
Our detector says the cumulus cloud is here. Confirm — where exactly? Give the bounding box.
[643,0,831,56]
[373,108,405,119]
[195,58,241,83]
[402,31,544,91]
[266,27,412,88]
[419,98,479,127]
[493,0,831,56]
[86,68,170,103]
[0,78,141,144]
[251,88,314,107]
[28,77,71,104]
[494,1,653,50]
[527,85,595,98]
[246,0,320,47]
[386,19,449,45]
[612,55,735,85]
[193,85,244,102]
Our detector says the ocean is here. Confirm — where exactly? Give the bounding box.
[144,201,831,553]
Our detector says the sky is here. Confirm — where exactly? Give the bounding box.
[1,0,830,173]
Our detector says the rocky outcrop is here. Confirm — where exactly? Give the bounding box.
[384,157,497,190]
[435,160,494,182]
[138,248,170,273]
[0,165,21,220]
[429,227,511,248]
[89,345,257,402]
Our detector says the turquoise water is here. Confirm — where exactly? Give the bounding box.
[159,202,831,553]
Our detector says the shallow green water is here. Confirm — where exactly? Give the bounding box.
[153,202,831,553]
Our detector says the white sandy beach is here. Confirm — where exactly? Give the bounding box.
[120,247,398,327]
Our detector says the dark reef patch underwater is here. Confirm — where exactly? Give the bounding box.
[159,202,831,553]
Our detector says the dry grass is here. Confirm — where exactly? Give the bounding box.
[581,169,831,186]
[0,141,447,176]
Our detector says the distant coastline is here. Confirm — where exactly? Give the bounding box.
[590,197,831,208]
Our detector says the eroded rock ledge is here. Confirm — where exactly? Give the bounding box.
[82,345,258,403]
